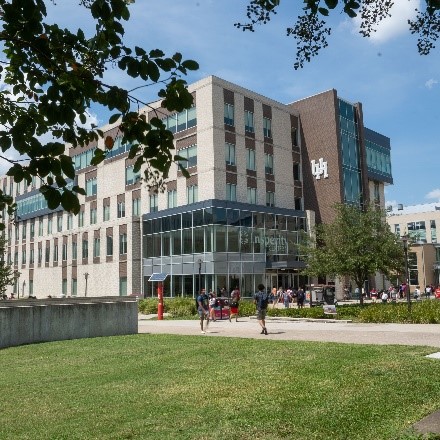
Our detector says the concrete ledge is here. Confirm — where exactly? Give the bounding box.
[250,316,353,324]
[0,297,138,348]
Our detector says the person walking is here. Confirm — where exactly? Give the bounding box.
[254,284,269,335]
[208,290,217,322]
[229,286,240,322]
[197,288,210,334]
[296,287,305,309]
[282,288,291,308]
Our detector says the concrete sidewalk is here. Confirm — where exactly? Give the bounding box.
[138,315,440,348]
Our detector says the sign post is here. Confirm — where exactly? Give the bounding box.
[148,273,168,320]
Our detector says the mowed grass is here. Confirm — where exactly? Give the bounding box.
[1,335,440,440]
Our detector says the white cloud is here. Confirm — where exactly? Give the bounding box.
[353,0,420,43]
[426,189,440,200]
[425,78,438,89]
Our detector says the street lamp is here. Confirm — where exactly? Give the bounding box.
[84,272,89,297]
[197,258,202,294]
[401,235,411,312]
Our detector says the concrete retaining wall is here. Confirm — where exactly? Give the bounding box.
[0,297,138,349]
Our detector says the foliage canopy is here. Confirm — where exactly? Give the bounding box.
[301,203,405,304]
[236,0,440,69]
[0,0,198,228]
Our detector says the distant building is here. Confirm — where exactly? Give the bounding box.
[3,76,393,298]
[387,203,440,290]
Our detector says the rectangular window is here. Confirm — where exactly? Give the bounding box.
[107,235,113,256]
[119,277,127,296]
[57,216,63,232]
[86,177,97,196]
[263,117,272,138]
[38,218,43,236]
[132,198,140,216]
[178,145,197,169]
[72,241,77,260]
[90,207,97,225]
[225,143,236,166]
[82,239,88,259]
[245,110,254,133]
[167,190,177,209]
[71,279,77,297]
[265,154,274,174]
[22,249,26,265]
[373,181,380,203]
[117,202,125,218]
[30,221,35,239]
[226,183,237,202]
[119,233,127,255]
[53,245,58,262]
[62,243,67,261]
[15,225,18,242]
[125,166,141,185]
[45,245,50,263]
[187,185,198,204]
[78,211,84,227]
[247,187,257,204]
[266,191,275,207]
[291,128,298,147]
[14,251,18,266]
[67,214,73,230]
[22,224,27,241]
[103,204,110,221]
[38,247,42,264]
[149,194,158,213]
[224,103,234,126]
[29,249,34,264]
[246,149,256,171]
[93,237,100,258]
[47,218,52,235]
[293,163,300,181]
[29,280,33,296]
[394,224,400,237]
[62,279,67,296]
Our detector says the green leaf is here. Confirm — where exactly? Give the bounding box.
[318,7,329,16]
[109,113,121,124]
[61,189,80,214]
[72,185,86,196]
[181,60,199,71]
[324,0,338,9]
[60,155,75,179]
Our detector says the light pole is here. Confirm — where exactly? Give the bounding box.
[84,272,89,297]
[415,239,427,293]
[197,258,202,295]
[401,235,411,312]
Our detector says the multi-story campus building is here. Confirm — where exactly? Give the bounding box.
[4,76,393,299]
[387,203,440,291]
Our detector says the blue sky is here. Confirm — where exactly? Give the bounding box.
[29,1,440,207]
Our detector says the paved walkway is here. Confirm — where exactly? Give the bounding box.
[138,315,440,348]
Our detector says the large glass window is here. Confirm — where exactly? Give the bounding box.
[119,233,127,255]
[407,221,426,241]
[263,117,272,138]
[125,166,141,185]
[119,277,127,296]
[82,239,88,259]
[247,187,257,204]
[103,204,110,221]
[187,185,198,204]
[266,191,275,207]
[132,198,140,216]
[90,207,97,225]
[224,103,234,126]
[178,145,197,169]
[225,143,236,166]
[93,237,100,258]
[245,110,254,133]
[167,190,177,209]
[86,177,97,196]
[246,149,256,171]
[106,235,113,256]
[117,201,126,218]
[73,148,96,171]
[265,154,274,174]
[72,241,77,260]
[226,183,237,202]
[162,107,196,133]
[149,194,158,213]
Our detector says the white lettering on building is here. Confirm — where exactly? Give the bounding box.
[311,158,329,180]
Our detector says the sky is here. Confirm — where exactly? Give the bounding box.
[3,0,439,208]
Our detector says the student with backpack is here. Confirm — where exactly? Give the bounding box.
[254,284,269,335]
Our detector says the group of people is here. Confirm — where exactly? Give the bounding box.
[196,284,306,335]
[197,287,241,333]
[269,286,305,308]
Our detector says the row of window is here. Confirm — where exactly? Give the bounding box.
[162,107,197,134]
[224,104,273,139]
[8,234,128,266]
[393,220,437,243]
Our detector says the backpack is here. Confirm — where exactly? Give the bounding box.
[256,291,269,309]
[297,290,304,301]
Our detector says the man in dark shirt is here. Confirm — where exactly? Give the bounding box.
[197,288,210,334]
[253,284,269,335]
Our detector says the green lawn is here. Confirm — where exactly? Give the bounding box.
[1,335,440,439]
